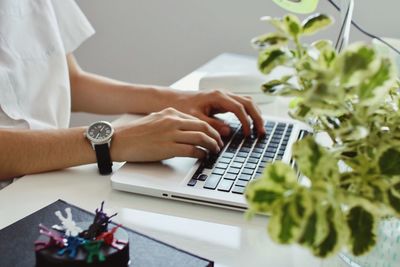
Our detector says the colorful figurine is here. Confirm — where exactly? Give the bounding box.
[34,224,66,251]
[80,201,117,240]
[82,240,105,263]
[57,236,85,259]
[52,207,82,236]
[96,224,128,250]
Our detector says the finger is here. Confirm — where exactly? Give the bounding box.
[173,144,207,159]
[229,94,266,136]
[198,115,231,137]
[174,131,220,153]
[211,93,252,136]
[177,119,224,148]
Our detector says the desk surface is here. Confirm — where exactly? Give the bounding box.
[0,53,339,267]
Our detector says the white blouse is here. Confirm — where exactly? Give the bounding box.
[0,0,94,188]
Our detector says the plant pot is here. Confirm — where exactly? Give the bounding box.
[323,218,400,267]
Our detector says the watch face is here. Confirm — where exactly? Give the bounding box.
[87,121,114,143]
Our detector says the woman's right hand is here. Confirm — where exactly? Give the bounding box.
[110,108,224,162]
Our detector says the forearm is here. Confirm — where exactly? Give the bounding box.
[0,128,96,180]
[71,71,180,115]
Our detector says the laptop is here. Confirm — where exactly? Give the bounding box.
[111,113,311,211]
[111,0,354,211]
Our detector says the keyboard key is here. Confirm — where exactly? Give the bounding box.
[270,137,281,143]
[223,152,235,159]
[242,168,254,175]
[238,174,252,181]
[215,163,228,170]
[219,157,231,164]
[250,152,262,158]
[247,158,258,164]
[262,156,274,162]
[212,168,225,175]
[265,121,276,127]
[230,162,243,168]
[252,148,264,154]
[268,143,279,148]
[239,147,251,153]
[232,185,246,194]
[259,162,267,168]
[187,179,197,186]
[237,152,249,158]
[245,163,257,169]
[266,147,277,153]
[204,175,222,189]
[235,180,248,187]
[234,157,246,163]
[226,147,238,153]
[255,143,266,149]
[264,152,275,158]
[224,173,237,180]
[218,179,234,192]
[227,167,240,175]
[197,174,208,181]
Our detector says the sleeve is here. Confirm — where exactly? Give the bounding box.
[50,0,95,53]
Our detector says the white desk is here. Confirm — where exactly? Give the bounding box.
[0,53,339,267]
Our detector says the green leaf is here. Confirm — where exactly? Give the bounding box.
[302,14,334,36]
[283,14,302,39]
[268,199,303,244]
[379,148,400,175]
[313,214,339,257]
[311,205,347,258]
[299,211,318,246]
[251,32,288,50]
[292,137,339,182]
[336,43,377,84]
[311,39,333,51]
[357,58,397,105]
[245,162,297,213]
[266,161,297,184]
[346,206,376,255]
[261,80,300,96]
[387,181,400,214]
[258,47,289,74]
[260,16,286,33]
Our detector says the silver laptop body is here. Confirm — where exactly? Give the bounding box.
[111,113,311,211]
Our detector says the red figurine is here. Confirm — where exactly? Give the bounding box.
[34,224,66,252]
[96,224,127,250]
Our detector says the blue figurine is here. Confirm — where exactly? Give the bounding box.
[58,236,85,259]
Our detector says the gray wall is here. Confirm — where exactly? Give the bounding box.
[71,0,400,126]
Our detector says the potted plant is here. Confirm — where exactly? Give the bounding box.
[245,12,400,262]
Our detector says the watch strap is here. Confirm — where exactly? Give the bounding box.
[94,143,113,175]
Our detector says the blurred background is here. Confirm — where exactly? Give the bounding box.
[71,0,400,126]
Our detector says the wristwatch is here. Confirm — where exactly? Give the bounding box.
[85,121,114,175]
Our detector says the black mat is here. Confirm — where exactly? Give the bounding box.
[0,199,213,267]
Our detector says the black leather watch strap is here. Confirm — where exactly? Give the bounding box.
[94,143,113,175]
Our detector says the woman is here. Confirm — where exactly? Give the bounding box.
[0,0,264,186]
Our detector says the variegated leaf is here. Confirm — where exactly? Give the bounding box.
[292,137,339,182]
[258,47,289,74]
[379,148,400,175]
[302,14,334,36]
[245,162,297,213]
[346,206,377,255]
[251,32,288,50]
[283,14,302,39]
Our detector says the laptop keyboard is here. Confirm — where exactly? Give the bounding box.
[187,119,295,194]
